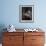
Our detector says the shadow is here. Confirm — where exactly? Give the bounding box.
[0,24,7,43]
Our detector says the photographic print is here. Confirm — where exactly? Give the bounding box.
[19,5,34,23]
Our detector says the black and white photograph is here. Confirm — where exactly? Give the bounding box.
[19,5,34,22]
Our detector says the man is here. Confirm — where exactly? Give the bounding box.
[22,9,32,20]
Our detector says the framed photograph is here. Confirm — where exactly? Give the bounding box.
[19,5,34,23]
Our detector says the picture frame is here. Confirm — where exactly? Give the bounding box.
[19,5,34,23]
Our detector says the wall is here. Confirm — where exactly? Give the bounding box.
[0,0,46,44]
[0,0,46,29]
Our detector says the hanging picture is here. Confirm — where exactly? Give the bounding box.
[19,5,34,23]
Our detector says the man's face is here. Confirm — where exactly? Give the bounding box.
[27,10,31,14]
